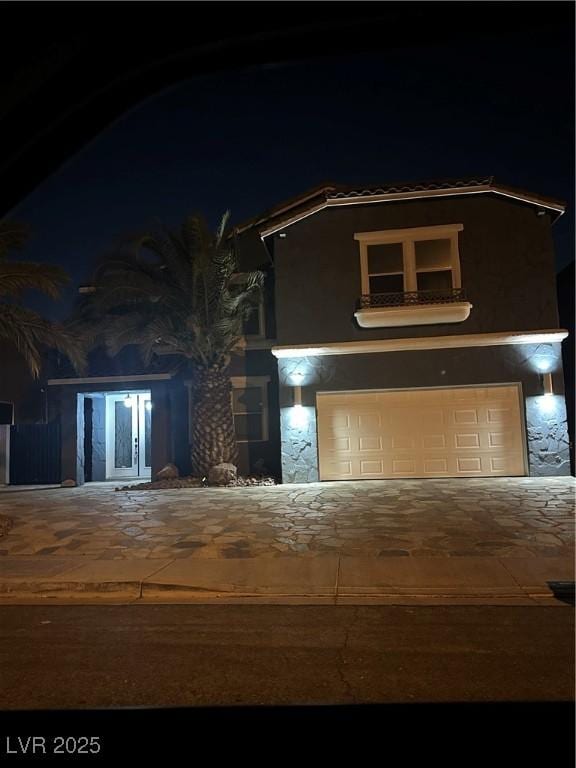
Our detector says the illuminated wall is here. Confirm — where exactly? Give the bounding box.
[277,342,571,483]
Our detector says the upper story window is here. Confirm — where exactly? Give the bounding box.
[355,223,463,296]
[353,224,471,328]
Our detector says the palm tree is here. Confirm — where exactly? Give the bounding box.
[0,220,85,378]
[75,212,264,476]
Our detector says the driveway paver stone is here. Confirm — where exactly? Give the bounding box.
[0,477,573,562]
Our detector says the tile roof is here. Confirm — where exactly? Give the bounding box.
[327,176,494,199]
[236,176,565,236]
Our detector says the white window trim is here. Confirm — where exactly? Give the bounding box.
[230,376,270,443]
[355,223,464,294]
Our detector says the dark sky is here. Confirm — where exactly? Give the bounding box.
[8,31,574,320]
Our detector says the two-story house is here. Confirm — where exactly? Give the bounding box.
[237,176,570,483]
[41,176,570,486]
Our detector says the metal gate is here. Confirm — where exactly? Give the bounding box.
[9,422,61,484]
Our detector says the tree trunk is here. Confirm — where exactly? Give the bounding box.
[189,363,238,477]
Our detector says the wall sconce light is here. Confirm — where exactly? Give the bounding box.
[542,372,554,397]
[291,371,304,409]
[535,356,553,372]
[124,394,134,408]
[293,384,302,408]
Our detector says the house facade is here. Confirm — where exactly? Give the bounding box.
[40,177,571,485]
[240,176,571,483]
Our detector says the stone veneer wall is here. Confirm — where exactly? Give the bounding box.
[91,397,106,481]
[280,406,319,483]
[277,342,570,483]
[525,396,571,476]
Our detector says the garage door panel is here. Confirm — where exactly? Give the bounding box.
[456,456,483,473]
[317,386,526,480]
[326,460,354,477]
[328,437,351,452]
[487,407,513,424]
[418,409,445,428]
[488,431,514,449]
[359,436,382,451]
[454,432,481,449]
[452,408,479,425]
[329,413,350,429]
[391,435,416,450]
[360,459,384,474]
[422,434,446,450]
[423,458,449,474]
[392,458,417,475]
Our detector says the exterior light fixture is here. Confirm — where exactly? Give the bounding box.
[542,372,554,397]
[535,357,553,372]
[291,371,304,408]
[145,401,152,411]
[124,394,133,408]
[293,384,302,409]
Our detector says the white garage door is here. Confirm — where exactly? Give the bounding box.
[317,385,526,480]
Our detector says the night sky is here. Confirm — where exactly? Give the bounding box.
[8,32,574,321]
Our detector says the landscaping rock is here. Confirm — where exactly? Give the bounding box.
[228,476,276,487]
[208,463,237,486]
[114,473,276,490]
[155,463,179,480]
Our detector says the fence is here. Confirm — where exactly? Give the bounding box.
[9,422,61,484]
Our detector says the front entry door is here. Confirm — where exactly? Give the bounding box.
[105,393,151,480]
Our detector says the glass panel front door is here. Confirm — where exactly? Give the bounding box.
[105,393,151,479]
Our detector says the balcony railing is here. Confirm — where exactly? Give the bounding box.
[358,288,467,309]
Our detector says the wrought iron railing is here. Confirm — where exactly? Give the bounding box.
[358,288,466,309]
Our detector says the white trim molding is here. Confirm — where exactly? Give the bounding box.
[47,373,174,386]
[354,223,464,243]
[355,302,472,328]
[259,186,565,238]
[271,329,569,358]
[355,222,463,297]
[233,338,277,352]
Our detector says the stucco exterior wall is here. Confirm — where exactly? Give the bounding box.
[277,342,570,482]
[271,195,560,347]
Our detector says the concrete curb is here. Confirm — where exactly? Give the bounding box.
[0,580,142,599]
[0,579,566,606]
[0,554,572,605]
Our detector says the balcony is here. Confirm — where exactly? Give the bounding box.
[354,288,472,328]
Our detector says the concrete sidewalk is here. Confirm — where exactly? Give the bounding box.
[1,478,573,604]
[0,553,573,605]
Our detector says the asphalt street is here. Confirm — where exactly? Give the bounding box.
[1,604,573,709]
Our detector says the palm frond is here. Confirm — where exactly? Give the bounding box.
[0,262,68,298]
[0,304,86,378]
[0,220,31,259]
[79,211,265,368]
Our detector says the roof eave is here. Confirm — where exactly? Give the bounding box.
[258,184,565,238]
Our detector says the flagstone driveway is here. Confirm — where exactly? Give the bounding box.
[0,477,573,561]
